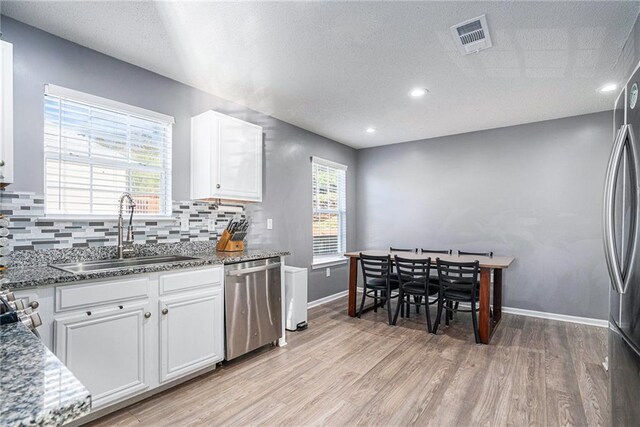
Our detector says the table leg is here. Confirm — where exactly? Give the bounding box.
[348,257,358,317]
[493,268,503,325]
[479,267,491,343]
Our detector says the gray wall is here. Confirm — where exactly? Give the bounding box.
[1,16,357,302]
[356,111,612,320]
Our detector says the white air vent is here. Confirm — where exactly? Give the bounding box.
[450,14,493,55]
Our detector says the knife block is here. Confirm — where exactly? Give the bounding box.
[216,229,245,252]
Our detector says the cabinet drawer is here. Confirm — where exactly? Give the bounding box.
[56,276,150,312]
[159,267,222,295]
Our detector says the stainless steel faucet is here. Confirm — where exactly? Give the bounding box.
[117,192,136,259]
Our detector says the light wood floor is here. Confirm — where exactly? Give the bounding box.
[89,297,609,427]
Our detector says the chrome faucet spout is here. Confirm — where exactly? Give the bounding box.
[117,193,136,259]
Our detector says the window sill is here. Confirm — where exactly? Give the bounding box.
[311,256,347,269]
[39,215,177,222]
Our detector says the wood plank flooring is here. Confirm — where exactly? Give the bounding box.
[88,297,609,427]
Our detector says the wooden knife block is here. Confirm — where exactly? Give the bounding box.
[216,229,245,252]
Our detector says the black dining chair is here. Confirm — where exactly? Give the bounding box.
[408,249,452,314]
[392,256,438,333]
[433,258,481,343]
[420,249,452,255]
[457,250,493,258]
[389,247,416,305]
[453,250,493,314]
[390,247,417,253]
[358,253,400,325]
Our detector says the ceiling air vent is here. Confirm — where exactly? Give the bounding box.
[450,14,493,55]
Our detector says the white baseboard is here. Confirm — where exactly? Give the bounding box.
[308,290,351,309]
[501,306,608,328]
[307,291,608,328]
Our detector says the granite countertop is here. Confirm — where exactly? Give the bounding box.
[2,243,290,290]
[0,322,91,427]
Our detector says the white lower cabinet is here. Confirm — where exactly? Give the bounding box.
[159,288,224,382]
[54,302,151,409]
[50,266,224,411]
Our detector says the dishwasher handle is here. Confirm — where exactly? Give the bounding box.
[226,262,281,276]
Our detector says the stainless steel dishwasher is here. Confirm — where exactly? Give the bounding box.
[224,257,282,360]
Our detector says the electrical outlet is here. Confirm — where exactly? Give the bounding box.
[208,218,216,231]
[326,267,331,277]
[267,219,273,230]
[180,216,190,232]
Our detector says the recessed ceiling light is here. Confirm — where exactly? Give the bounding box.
[410,88,427,97]
[599,83,617,93]
[366,127,376,134]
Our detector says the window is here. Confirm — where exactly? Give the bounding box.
[44,85,173,216]
[312,156,347,265]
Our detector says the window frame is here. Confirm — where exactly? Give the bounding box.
[43,84,174,218]
[311,156,347,267]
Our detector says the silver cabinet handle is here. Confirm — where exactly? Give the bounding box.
[226,262,281,276]
[29,301,39,309]
[216,184,221,189]
[145,312,152,319]
[604,125,630,294]
[162,308,168,315]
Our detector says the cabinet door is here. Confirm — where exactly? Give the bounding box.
[215,115,262,202]
[0,41,13,185]
[54,303,151,409]
[159,288,224,383]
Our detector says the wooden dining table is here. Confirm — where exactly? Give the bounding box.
[343,250,515,344]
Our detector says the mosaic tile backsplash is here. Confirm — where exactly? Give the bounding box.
[1,191,246,251]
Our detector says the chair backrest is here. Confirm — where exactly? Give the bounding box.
[457,250,493,258]
[394,256,431,289]
[436,258,480,292]
[360,253,391,284]
[390,247,416,253]
[420,248,452,255]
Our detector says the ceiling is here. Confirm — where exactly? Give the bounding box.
[2,1,639,149]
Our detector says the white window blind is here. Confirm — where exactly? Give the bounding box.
[312,157,347,262]
[43,85,173,216]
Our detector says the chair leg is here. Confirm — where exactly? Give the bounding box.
[433,295,443,334]
[357,286,367,318]
[415,296,421,314]
[448,301,454,321]
[392,290,403,325]
[471,300,480,344]
[386,289,393,325]
[374,290,378,313]
[445,300,450,326]
[424,293,432,333]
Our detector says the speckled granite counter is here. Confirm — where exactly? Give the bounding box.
[0,322,91,426]
[2,243,290,290]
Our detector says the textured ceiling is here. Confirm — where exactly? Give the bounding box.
[2,1,639,149]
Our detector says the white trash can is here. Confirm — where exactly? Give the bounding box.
[284,266,308,331]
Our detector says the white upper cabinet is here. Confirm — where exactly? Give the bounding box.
[0,40,14,185]
[191,110,263,202]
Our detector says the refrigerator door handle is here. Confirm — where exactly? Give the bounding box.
[622,125,639,294]
[604,125,630,294]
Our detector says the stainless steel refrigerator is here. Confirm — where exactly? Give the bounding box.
[604,63,640,425]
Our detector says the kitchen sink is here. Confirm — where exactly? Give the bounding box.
[50,255,202,274]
